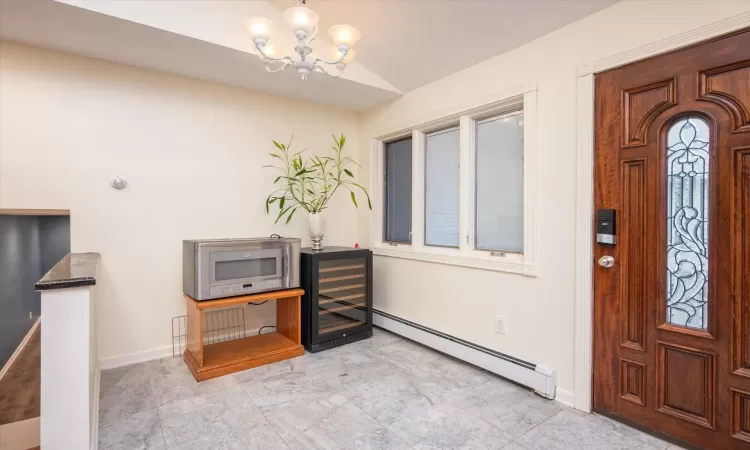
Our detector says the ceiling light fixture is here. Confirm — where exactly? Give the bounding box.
[245,0,361,81]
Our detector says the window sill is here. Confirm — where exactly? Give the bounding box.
[371,246,535,276]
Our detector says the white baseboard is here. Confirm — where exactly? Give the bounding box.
[90,363,100,450]
[99,345,173,370]
[99,326,273,370]
[555,387,575,408]
[373,311,557,399]
[0,317,41,383]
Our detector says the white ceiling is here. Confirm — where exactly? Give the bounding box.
[0,0,617,109]
[278,0,618,92]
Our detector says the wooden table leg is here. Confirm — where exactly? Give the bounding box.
[185,296,203,367]
[276,294,301,345]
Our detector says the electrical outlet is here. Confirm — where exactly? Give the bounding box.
[495,315,507,335]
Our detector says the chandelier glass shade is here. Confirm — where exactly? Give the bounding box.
[245,2,360,81]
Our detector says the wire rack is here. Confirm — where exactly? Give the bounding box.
[172,306,247,358]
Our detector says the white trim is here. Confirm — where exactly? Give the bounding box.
[0,316,40,383]
[555,387,575,408]
[372,81,537,140]
[573,13,750,414]
[369,82,538,277]
[373,312,557,399]
[98,325,276,370]
[593,12,750,73]
[90,363,100,450]
[574,70,595,414]
[99,345,172,370]
[373,246,530,275]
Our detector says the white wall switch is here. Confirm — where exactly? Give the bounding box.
[495,315,507,335]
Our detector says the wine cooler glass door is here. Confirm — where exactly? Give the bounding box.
[314,256,368,340]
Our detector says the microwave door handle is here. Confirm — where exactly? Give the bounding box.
[283,245,291,287]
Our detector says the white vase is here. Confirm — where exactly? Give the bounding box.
[308,212,326,250]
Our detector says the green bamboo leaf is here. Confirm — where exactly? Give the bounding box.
[274,176,281,183]
[343,168,353,177]
[285,208,297,224]
[279,197,285,210]
[350,191,358,208]
[269,153,282,160]
[340,134,346,148]
[273,141,283,150]
[275,205,292,224]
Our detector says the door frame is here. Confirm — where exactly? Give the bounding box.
[574,12,750,413]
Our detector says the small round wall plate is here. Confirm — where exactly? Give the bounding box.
[111,176,127,189]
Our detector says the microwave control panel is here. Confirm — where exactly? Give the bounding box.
[210,278,283,296]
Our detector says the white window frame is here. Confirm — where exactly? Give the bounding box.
[370,81,538,276]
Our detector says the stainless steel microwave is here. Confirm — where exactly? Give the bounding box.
[182,237,300,301]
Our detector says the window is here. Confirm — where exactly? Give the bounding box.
[371,81,537,276]
[384,137,412,243]
[475,111,524,252]
[425,127,460,247]
[665,117,710,330]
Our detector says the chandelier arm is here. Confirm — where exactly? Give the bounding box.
[314,47,348,66]
[314,63,345,78]
[307,23,318,44]
[256,44,290,62]
[264,60,292,73]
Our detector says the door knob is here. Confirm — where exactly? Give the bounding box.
[598,256,615,268]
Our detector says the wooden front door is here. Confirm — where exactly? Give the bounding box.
[593,29,750,449]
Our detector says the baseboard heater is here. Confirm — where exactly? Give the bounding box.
[373,309,557,399]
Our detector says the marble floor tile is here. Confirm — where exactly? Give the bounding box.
[594,413,670,450]
[100,362,151,391]
[334,429,412,450]
[98,408,166,450]
[158,386,265,449]
[375,339,491,398]
[387,402,513,450]
[151,374,240,407]
[515,410,667,450]
[233,359,295,384]
[258,392,353,443]
[340,372,442,427]
[100,331,682,450]
[168,419,289,450]
[375,340,443,375]
[238,369,336,408]
[99,380,158,428]
[145,356,197,391]
[445,378,561,438]
[284,398,380,450]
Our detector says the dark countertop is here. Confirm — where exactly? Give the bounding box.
[35,252,101,291]
[301,246,370,254]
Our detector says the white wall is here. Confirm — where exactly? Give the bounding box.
[357,0,750,403]
[0,42,361,364]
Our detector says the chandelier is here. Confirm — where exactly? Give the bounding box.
[245,0,361,81]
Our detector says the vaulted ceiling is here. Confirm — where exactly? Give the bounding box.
[0,0,617,110]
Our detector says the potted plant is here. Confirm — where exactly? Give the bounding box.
[264,134,371,250]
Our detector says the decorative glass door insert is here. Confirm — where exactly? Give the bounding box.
[666,117,710,330]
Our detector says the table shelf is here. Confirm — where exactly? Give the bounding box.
[183,289,304,381]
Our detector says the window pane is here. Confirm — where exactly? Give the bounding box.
[666,117,709,330]
[425,128,460,247]
[385,137,412,243]
[476,112,524,252]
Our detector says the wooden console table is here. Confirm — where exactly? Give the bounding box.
[183,288,304,381]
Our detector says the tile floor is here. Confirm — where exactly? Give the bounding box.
[99,328,687,450]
